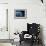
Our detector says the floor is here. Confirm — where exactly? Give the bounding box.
[0,43,13,46]
[19,41,43,46]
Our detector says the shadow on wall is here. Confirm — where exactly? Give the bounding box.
[40,25,45,46]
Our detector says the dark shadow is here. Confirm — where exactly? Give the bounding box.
[40,25,45,46]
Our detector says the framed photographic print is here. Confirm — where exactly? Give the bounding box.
[14,9,27,19]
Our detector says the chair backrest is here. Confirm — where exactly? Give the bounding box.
[27,23,40,35]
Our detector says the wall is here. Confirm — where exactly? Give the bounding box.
[8,0,43,36]
[8,0,46,45]
[0,0,8,3]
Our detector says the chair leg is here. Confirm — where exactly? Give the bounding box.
[20,41,21,45]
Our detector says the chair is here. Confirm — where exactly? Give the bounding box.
[19,23,40,46]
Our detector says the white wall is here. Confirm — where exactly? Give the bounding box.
[8,0,46,46]
[8,0,43,36]
[0,0,8,3]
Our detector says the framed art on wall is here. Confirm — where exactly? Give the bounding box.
[14,9,27,19]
